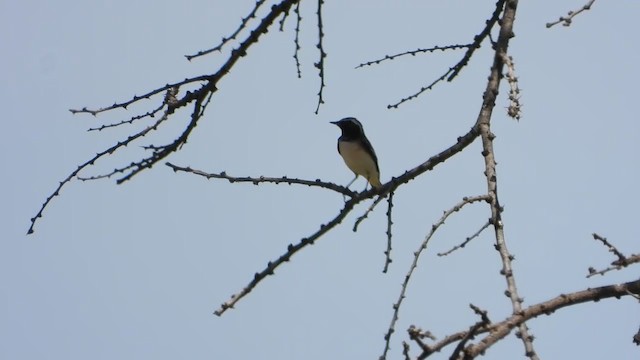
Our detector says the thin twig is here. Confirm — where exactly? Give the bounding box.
[438,219,491,257]
[353,194,386,231]
[356,44,472,69]
[383,191,395,273]
[314,0,326,113]
[214,198,357,315]
[592,233,627,263]
[29,0,301,234]
[546,0,596,28]
[417,279,640,358]
[185,0,269,60]
[448,305,491,360]
[475,0,538,357]
[387,0,506,109]
[166,162,356,197]
[293,2,302,78]
[500,53,522,120]
[380,195,491,360]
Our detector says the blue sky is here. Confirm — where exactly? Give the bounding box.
[2,1,639,359]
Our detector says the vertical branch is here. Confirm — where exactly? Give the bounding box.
[314,0,326,113]
[293,2,303,78]
[380,195,490,360]
[382,191,395,273]
[475,0,538,358]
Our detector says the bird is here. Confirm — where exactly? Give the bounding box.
[331,117,382,190]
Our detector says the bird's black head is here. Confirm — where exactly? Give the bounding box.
[331,117,364,139]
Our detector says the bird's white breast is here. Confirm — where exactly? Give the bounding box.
[338,141,380,182]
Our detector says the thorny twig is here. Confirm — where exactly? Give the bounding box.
[380,195,491,360]
[415,279,640,358]
[437,219,491,257]
[546,0,596,28]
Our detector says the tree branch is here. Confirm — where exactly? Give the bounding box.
[417,279,640,358]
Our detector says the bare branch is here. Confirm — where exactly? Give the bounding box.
[592,233,627,263]
[27,109,173,234]
[417,279,640,358]
[165,162,356,197]
[380,195,491,360]
[353,194,387,232]
[472,0,538,357]
[500,53,522,120]
[587,254,640,278]
[387,0,506,109]
[314,0,326,113]
[448,305,492,360]
[69,75,209,116]
[87,103,166,132]
[29,0,300,234]
[383,191,395,273]
[356,44,472,69]
[292,2,302,78]
[214,198,358,316]
[185,0,269,61]
[437,219,491,257]
[546,0,596,28]
[587,233,640,278]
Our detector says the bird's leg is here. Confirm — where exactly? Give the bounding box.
[343,174,359,201]
[362,176,371,192]
[345,174,358,190]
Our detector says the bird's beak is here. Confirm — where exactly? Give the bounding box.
[330,121,339,125]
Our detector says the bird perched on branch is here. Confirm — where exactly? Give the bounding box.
[331,117,382,190]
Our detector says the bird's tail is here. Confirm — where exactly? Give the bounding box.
[368,176,382,189]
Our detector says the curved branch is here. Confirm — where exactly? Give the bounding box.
[380,195,491,360]
[29,0,301,234]
[165,162,356,197]
[214,198,358,316]
[416,279,640,358]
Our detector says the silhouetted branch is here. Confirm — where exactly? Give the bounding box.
[356,44,472,69]
[592,233,626,262]
[386,0,506,109]
[165,162,355,196]
[214,197,358,316]
[474,0,538,357]
[27,109,173,234]
[383,191,395,273]
[292,2,302,78]
[29,0,301,234]
[546,0,596,28]
[380,195,491,360]
[69,75,209,116]
[87,102,167,132]
[501,53,522,120]
[448,305,492,360]
[587,233,640,278]
[416,279,640,358]
[314,0,326,113]
[353,194,386,231]
[185,0,268,61]
[437,219,491,257]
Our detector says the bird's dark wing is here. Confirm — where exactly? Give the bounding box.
[360,136,379,173]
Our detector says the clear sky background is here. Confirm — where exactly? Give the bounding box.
[2,1,639,359]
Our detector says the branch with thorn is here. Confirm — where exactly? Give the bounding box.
[501,53,522,120]
[587,233,640,278]
[546,0,596,28]
[357,0,506,109]
[412,279,640,358]
[379,195,491,360]
[28,0,301,234]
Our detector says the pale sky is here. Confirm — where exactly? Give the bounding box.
[2,1,639,359]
